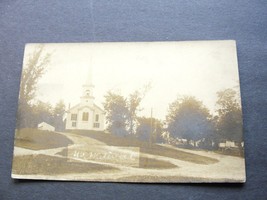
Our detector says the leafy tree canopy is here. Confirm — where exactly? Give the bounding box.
[103,83,151,137]
[216,88,243,142]
[19,45,51,105]
[17,45,51,128]
[103,91,129,137]
[166,96,214,144]
[127,83,151,134]
[136,117,163,143]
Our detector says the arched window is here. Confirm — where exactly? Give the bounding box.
[82,112,89,121]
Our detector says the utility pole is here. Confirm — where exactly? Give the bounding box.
[149,108,153,148]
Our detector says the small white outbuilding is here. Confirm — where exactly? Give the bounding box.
[219,141,238,149]
[38,122,55,132]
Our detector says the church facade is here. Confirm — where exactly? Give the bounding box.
[65,70,105,131]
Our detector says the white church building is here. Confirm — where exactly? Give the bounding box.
[65,69,105,131]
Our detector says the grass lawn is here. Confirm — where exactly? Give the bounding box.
[14,128,73,150]
[71,130,218,165]
[12,154,118,175]
[141,145,218,165]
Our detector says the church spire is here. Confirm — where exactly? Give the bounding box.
[85,66,93,86]
[81,66,94,105]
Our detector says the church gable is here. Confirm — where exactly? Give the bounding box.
[67,103,80,113]
[93,103,105,114]
[77,105,95,112]
[65,67,105,131]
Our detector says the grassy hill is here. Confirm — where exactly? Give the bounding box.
[14,128,73,150]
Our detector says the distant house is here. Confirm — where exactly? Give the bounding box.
[219,141,238,149]
[38,122,55,131]
[65,68,105,131]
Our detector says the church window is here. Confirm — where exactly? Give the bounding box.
[82,112,89,121]
[95,114,99,122]
[93,123,100,128]
[72,122,76,127]
[71,114,77,120]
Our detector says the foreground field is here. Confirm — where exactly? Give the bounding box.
[12,129,246,182]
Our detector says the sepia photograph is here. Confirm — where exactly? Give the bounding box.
[12,41,245,182]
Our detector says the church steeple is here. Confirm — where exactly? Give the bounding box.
[85,65,93,86]
[80,67,94,105]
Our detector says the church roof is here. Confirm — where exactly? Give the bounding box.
[67,103,104,113]
[93,103,105,113]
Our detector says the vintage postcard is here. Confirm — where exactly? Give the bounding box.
[12,41,246,182]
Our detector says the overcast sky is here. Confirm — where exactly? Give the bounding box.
[23,41,241,120]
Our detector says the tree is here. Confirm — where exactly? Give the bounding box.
[128,90,142,135]
[136,117,164,143]
[127,83,151,135]
[103,84,151,137]
[166,96,214,147]
[216,88,243,143]
[33,101,54,126]
[53,100,66,131]
[103,91,129,137]
[17,45,51,128]
[19,45,51,105]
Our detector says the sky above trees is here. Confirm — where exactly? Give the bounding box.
[23,41,241,120]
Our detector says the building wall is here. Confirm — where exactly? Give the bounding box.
[76,107,93,130]
[65,106,105,131]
